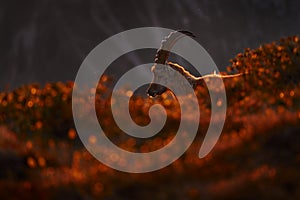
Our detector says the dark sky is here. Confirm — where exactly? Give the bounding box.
[1,0,299,90]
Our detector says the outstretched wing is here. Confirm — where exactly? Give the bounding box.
[155,30,195,64]
[195,72,244,80]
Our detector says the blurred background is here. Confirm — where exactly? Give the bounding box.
[1,0,300,90]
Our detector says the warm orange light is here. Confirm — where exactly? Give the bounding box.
[101,75,108,82]
[30,88,37,95]
[89,135,97,144]
[38,157,46,167]
[35,121,43,129]
[216,99,223,107]
[126,90,133,97]
[68,128,77,139]
[27,101,34,108]
[279,92,284,98]
[26,141,33,149]
[27,157,36,168]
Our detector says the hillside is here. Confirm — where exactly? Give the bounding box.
[0,36,300,199]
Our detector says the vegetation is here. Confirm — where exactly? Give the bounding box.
[0,36,300,199]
